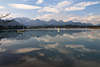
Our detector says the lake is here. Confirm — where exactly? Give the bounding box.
[0,29,100,67]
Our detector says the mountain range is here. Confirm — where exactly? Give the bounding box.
[0,17,97,27]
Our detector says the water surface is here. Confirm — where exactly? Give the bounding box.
[0,29,100,67]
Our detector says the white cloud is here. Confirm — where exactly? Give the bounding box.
[0,48,6,52]
[38,7,59,13]
[36,0,44,4]
[57,1,71,7]
[75,1,100,7]
[15,48,42,53]
[0,38,18,47]
[38,1,71,13]
[79,15,100,24]
[64,15,100,24]
[41,43,58,49]
[0,6,5,9]
[65,7,84,11]
[65,45,85,48]
[9,4,41,10]
[65,44,97,52]
[65,1,100,11]
[6,13,25,18]
[33,14,55,21]
[33,13,59,21]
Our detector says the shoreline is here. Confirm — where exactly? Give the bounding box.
[0,28,100,31]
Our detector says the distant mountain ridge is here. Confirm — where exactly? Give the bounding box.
[0,19,22,26]
[0,17,97,27]
[13,17,94,26]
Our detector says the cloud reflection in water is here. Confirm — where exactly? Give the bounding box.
[0,30,100,67]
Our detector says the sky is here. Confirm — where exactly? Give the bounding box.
[0,0,100,24]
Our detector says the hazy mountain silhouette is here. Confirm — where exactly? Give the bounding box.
[0,17,97,27]
[12,17,94,26]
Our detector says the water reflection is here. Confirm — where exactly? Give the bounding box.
[0,29,100,67]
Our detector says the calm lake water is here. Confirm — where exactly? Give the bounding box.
[0,29,100,67]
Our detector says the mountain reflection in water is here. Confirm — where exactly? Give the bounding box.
[0,29,100,67]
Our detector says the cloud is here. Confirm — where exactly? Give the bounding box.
[22,0,29,1]
[0,48,6,52]
[41,43,58,49]
[65,1,100,11]
[33,14,52,21]
[65,44,97,52]
[0,6,5,9]
[38,1,71,13]
[38,7,59,13]
[21,0,44,4]
[6,13,25,18]
[57,1,71,7]
[64,14,100,24]
[0,38,17,46]
[9,4,41,10]
[65,44,85,48]
[14,48,42,53]
[33,13,70,21]
[36,0,44,4]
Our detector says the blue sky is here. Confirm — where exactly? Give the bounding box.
[0,0,100,24]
